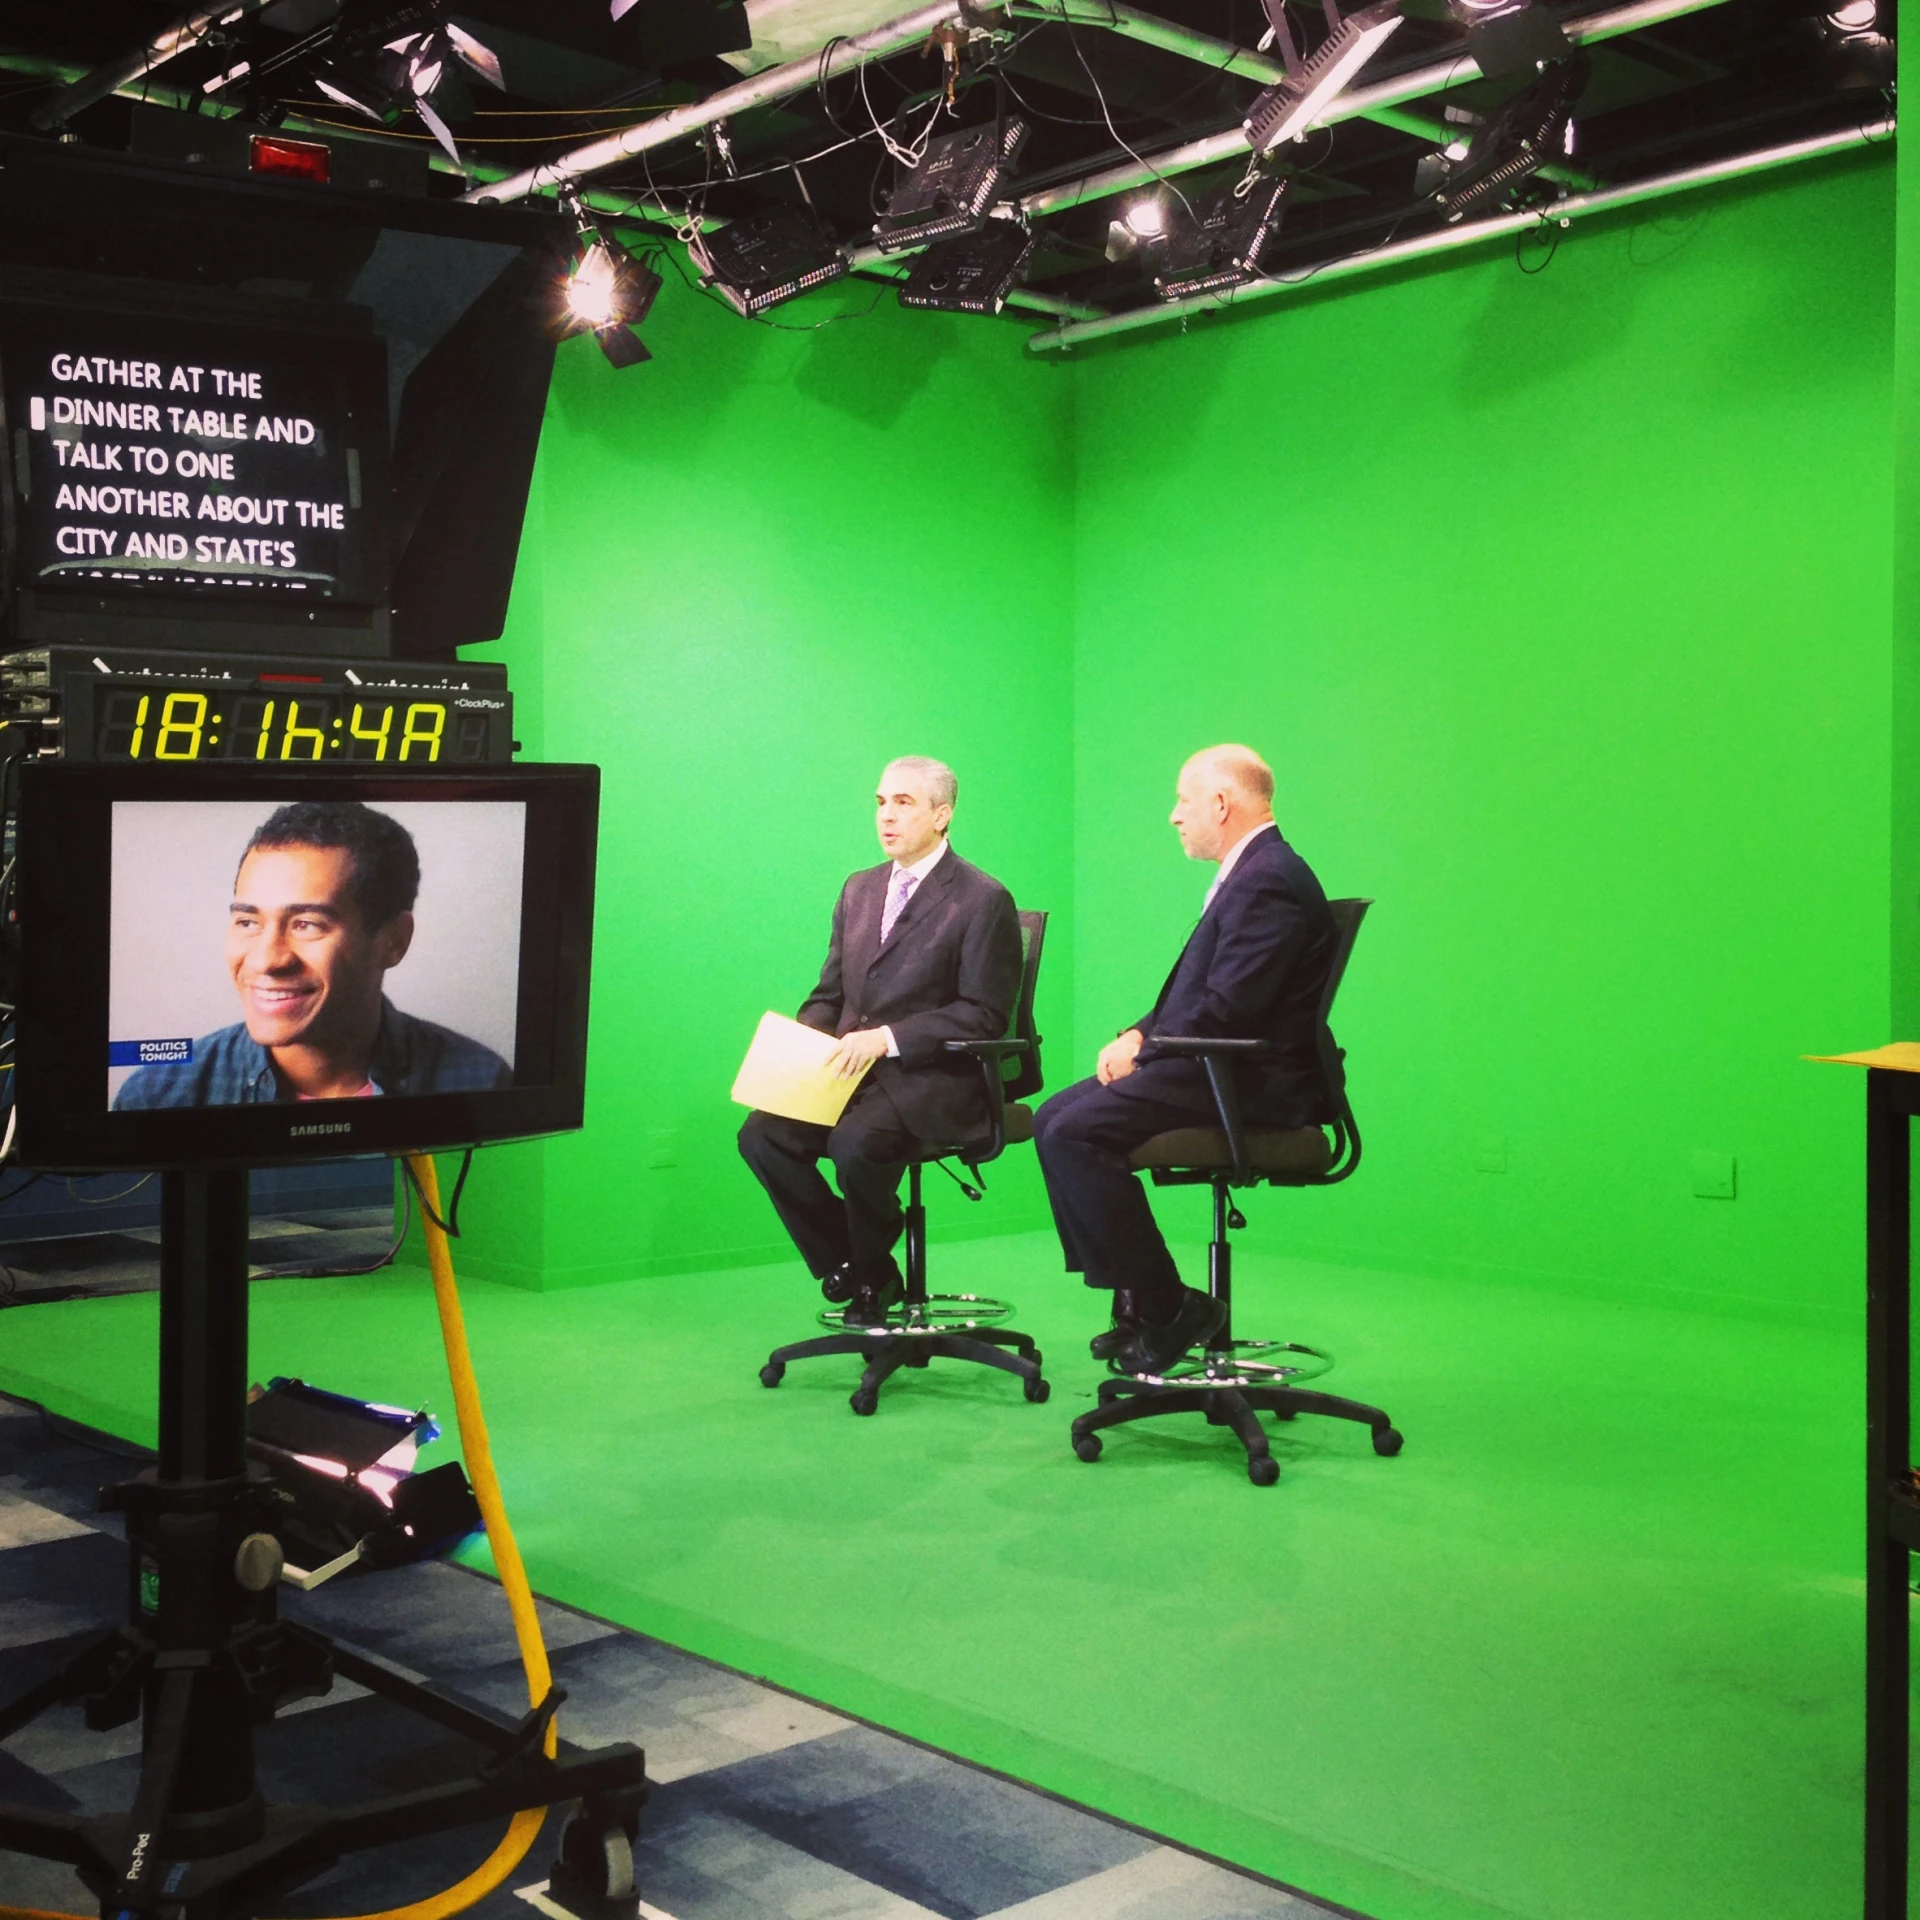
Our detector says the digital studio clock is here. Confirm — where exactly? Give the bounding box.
[0,646,512,766]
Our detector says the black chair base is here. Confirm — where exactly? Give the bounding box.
[762,1322,1048,1417]
[1071,1369,1401,1485]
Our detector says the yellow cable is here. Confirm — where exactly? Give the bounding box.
[0,1152,557,1920]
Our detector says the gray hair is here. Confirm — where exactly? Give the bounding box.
[881,755,958,813]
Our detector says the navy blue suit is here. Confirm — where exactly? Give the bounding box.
[1032,825,1336,1294]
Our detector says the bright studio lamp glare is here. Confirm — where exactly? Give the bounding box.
[560,209,661,368]
[1124,197,1168,239]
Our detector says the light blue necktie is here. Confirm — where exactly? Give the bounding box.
[881,868,918,942]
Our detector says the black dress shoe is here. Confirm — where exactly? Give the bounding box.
[1087,1286,1147,1360]
[843,1267,905,1328]
[1112,1287,1226,1376]
[820,1264,856,1305]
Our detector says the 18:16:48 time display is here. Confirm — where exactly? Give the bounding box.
[97,689,491,762]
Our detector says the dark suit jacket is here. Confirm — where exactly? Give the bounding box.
[1127,825,1338,1128]
[798,847,1022,1148]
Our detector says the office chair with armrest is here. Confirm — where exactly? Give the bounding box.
[759,910,1051,1417]
[1069,897,1402,1486]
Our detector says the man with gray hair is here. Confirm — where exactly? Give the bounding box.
[739,756,1022,1327]
[1032,745,1339,1375]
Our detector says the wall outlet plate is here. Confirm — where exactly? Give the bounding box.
[1691,1151,1737,1199]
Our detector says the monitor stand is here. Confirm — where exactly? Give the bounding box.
[0,1168,649,1919]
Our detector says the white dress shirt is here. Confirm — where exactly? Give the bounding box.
[879,837,950,1057]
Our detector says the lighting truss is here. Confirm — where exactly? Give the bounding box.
[1431,53,1590,223]
[900,222,1036,313]
[874,116,1030,252]
[695,209,849,315]
[1243,0,1403,158]
[1154,174,1292,300]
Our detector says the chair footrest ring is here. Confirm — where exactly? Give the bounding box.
[815,1292,1018,1334]
[1111,1338,1335,1390]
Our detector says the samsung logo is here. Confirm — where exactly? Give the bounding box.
[290,1121,353,1137]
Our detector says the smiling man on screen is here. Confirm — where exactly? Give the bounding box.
[114,802,510,1109]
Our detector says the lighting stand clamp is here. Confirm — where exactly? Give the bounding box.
[0,1168,650,1919]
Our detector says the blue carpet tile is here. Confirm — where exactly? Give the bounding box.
[0,1390,1352,1920]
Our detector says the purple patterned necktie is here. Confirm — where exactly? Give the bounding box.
[881,868,918,943]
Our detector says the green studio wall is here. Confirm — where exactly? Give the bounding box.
[453,151,1892,1324]
[454,279,1078,1289]
[1072,153,1893,1319]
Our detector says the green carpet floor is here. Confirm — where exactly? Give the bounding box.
[0,1232,1875,1920]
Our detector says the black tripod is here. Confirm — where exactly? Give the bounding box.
[0,1169,649,1919]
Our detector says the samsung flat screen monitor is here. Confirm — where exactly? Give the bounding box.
[14,762,597,1171]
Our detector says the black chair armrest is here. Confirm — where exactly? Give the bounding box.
[939,1038,1033,1164]
[1146,1036,1271,1057]
[1140,1037,1263,1184]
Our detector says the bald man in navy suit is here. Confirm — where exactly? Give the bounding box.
[1032,745,1338,1377]
[739,756,1022,1329]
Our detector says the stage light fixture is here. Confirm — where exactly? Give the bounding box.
[1244,0,1404,158]
[874,116,1029,252]
[1430,52,1589,222]
[1125,196,1169,239]
[899,222,1036,314]
[558,190,661,366]
[1441,0,1570,76]
[312,14,505,171]
[1153,173,1292,300]
[1826,0,1882,34]
[246,1377,482,1586]
[694,208,849,315]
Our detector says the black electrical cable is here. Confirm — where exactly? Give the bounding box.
[403,1146,474,1239]
[65,1172,156,1206]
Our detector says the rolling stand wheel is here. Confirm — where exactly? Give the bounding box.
[1073,1432,1101,1462]
[1247,1455,1280,1487]
[1372,1426,1404,1456]
[759,1361,785,1388]
[1024,1375,1051,1404]
[548,1790,646,1920]
[849,1386,879,1417]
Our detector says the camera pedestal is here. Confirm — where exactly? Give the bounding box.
[0,1168,649,1919]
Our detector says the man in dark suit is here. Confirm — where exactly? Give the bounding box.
[739,757,1023,1326]
[1032,745,1337,1376]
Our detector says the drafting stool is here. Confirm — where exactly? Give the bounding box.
[1068,898,1403,1485]
[759,910,1051,1417]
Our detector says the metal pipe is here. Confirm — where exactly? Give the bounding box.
[29,0,274,130]
[463,0,964,206]
[1023,1,1593,187]
[1026,114,1892,350]
[1016,0,1732,217]
[1008,0,1457,143]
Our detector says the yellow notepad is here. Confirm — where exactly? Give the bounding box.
[1805,1044,1920,1073]
[730,1011,872,1126]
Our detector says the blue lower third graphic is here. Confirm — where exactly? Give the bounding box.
[109,1039,194,1068]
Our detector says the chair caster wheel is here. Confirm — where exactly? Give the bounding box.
[1024,1375,1051,1404]
[759,1362,785,1388]
[1073,1432,1101,1462]
[1247,1455,1280,1487]
[1372,1426,1403,1456]
[849,1387,879,1417]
